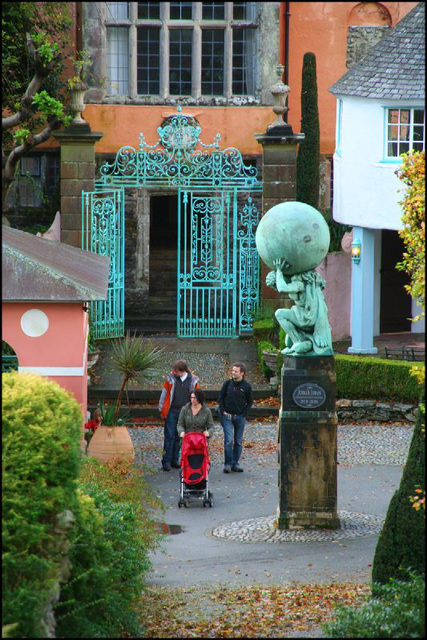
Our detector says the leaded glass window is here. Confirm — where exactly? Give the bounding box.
[170,1,192,20]
[202,2,225,20]
[107,27,129,94]
[170,29,192,95]
[201,29,224,95]
[138,1,160,19]
[103,2,258,98]
[137,27,160,94]
[232,28,256,95]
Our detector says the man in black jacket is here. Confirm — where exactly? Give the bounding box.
[218,362,253,473]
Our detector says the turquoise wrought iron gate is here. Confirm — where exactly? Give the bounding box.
[87,106,262,338]
[177,189,260,337]
[82,189,124,338]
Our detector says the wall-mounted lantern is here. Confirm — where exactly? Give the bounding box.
[351,238,361,264]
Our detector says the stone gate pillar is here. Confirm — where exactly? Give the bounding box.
[255,67,304,306]
[53,121,102,248]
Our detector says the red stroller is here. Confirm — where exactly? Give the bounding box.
[178,432,213,508]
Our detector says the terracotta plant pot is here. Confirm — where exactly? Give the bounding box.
[87,425,134,462]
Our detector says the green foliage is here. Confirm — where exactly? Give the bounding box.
[334,354,424,403]
[67,50,92,89]
[32,90,71,125]
[255,339,283,378]
[2,340,15,356]
[296,52,320,209]
[98,399,131,426]
[11,128,30,146]
[321,208,352,253]
[2,3,72,127]
[322,572,425,638]
[372,388,425,586]
[253,318,279,346]
[396,151,425,320]
[56,457,164,638]
[2,371,82,638]
[32,31,60,64]
[279,326,287,352]
[111,332,165,422]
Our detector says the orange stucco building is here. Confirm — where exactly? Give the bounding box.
[279,2,418,156]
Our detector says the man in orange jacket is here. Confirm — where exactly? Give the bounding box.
[158,360,200,471]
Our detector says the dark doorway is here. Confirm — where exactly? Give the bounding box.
[380,230,411,333]
[149,194,179,315]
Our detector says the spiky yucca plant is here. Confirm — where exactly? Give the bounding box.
[111,332,165,423]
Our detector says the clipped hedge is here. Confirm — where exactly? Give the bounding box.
[335,355,423,403]
[2,371,82,638]
[253,318,279,346]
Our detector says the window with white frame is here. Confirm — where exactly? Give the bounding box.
[385,107,425,159]
[104,1,258,99]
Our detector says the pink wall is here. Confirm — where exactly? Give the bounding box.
[316,252,351,341]
[2,302,89,422]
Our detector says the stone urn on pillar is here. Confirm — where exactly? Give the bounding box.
[69,82,88,125]
[256,201,340,530]
[268,64,290,130]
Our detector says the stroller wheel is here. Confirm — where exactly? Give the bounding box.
[184,500,189,508]
[208,499,213,507]
[178,500,183,508]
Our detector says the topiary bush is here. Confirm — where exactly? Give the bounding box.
[322,572,425,638]
[296,51,320,209]
[371,388,425,587]
[2,371,83,638]
[335,355,423,403]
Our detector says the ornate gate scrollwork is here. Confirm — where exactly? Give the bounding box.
[86,106,262,338]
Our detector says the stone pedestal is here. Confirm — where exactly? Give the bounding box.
[277,355,340,529]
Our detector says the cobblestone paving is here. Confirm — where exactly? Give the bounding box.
[211,511,385,544]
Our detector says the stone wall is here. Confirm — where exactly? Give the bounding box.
[336,399,418,424]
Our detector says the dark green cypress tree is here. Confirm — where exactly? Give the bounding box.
[296,52,320,209]
[372,388,425,588]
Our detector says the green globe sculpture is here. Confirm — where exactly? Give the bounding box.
[255,201,330,275]
[256,201,333,357]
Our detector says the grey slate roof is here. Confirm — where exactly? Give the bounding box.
[2,226,109,302]
[329,2,425,99]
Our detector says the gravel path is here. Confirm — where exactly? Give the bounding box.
[129,420,414,471]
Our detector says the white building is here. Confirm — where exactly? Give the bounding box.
[330,2,425,353]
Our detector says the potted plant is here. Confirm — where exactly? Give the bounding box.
[261,344,280,374]
[87,332,165,462]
